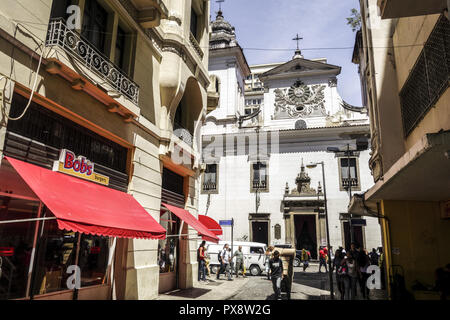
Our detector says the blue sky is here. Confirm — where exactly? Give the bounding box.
[211,0,363,105]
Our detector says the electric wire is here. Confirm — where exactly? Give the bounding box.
[12,19,429,52]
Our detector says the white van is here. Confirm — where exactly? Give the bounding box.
[199,241,267,276]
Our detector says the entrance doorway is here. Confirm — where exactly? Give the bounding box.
[251,221,269,245]
[294,215,317,259]
[343,222,364,251]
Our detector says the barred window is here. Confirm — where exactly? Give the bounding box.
[400,15,450,136]
[202,164,218,192]
[251,161,268,192]
[339,158,360,191]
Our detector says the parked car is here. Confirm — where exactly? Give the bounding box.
[201,241,267,276]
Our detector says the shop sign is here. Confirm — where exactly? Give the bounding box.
[53,149,109,186]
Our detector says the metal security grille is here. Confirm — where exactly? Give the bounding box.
[400,15,450,137]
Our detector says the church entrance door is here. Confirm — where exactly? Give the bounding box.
[251,221,269,245]
[294,215,317,260]
[343,222,364,251]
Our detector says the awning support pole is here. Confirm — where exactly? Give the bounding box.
[0,217,57,224]
[106,237,117,299]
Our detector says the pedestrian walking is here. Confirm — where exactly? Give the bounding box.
[333,248,345,299]
[319,247,328,273]
[343,252,358,300]
[218,244,233,281]
[216,244,228,280]
[301,248,310,272]
[358,247,371,299]
[197,241,207,282]
[269,250,284,300]
[233,246,244,278]
[369,248,379,266]
[350,242,360,261]
[265,246,273,280]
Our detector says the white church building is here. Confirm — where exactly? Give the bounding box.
[199,10,382,258]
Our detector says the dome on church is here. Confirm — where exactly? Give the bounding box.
[210,10,237,49]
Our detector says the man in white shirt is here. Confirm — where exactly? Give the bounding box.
[220,244,233,281]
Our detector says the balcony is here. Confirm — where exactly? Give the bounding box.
[253,180,267,190]
[189,32,204,59]
[203,181,217,191]
[342,178,359,189]
[46,19,139,105]
[378,0,447,19]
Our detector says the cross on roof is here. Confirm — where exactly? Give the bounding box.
[216,0,225,11]
[293,34,303,50]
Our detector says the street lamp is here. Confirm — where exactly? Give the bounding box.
[327,138,369,247]
[306,161,334,300]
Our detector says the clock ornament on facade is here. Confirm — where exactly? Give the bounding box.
[274,80,326,119]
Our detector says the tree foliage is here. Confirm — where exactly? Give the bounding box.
[346,8,361,32]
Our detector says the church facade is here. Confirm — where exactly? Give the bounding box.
[199,11,382,257]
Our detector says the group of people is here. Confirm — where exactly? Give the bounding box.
[333,243,383,300]
[197,242,247,283]
[198,242,286,300]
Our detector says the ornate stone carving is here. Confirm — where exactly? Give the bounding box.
[328,77,338,87]
[288,160,317,196]
[274,80,326,119]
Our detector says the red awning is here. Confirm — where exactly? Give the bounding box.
[198,215,223,236]
[6,157,166,240]
[161,203,219,243]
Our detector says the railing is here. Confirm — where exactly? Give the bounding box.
[46,19,140,105]
[203,181,217,191]
[189,32,204,59]
[253,180,267,189]
[342,178,359,188]
[173,122,193,147]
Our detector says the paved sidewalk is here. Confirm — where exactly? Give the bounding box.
[157,275,250,300]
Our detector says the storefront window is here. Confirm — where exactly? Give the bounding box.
[32,214,78,295]
[158,210,180,274]
[0,196,40,299]
[78,234,109,287]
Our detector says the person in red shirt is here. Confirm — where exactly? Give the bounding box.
[319,247,328,273]
[197,241,207,282]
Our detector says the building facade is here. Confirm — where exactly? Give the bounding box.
[350,0,450,299]
[199,11,382,261]
[0,0,212,300]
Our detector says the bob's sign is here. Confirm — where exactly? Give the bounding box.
[53,149,109,186]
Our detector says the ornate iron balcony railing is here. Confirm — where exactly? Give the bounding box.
[203,181,217,191]
[46,19,139,105]
[342,177,359,188]
[253,180,267,189]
